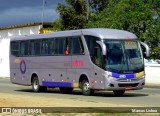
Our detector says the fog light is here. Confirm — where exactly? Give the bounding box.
[110,83,114,87]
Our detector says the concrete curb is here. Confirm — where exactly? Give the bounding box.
[145,84,160,89]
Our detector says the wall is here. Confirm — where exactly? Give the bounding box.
[145,64,160,84]
[0,25,41,77]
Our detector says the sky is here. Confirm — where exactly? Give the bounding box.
[0,0,65,27]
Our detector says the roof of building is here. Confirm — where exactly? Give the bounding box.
[0,22,52,30]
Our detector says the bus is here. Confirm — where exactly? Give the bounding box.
[10,28,150,96]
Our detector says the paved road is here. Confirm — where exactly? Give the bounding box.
[0,78,160,107]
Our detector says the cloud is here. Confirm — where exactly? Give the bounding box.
[0,0,64,27]
[0,6,58,27]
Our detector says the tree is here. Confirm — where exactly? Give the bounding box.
[88,0,110,12]
[87,0,160,49]
[56,0,87,30]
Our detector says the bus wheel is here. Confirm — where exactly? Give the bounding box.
[59,87,73,94]
[113,90,125,96]
[82,80,94,96]
[32,77,47,92]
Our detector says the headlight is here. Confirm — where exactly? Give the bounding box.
[108,75,118,80]
[102,73,117,80]
[136,75,145,79]
[139,75,145,79]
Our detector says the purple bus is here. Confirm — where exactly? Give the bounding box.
[10,28,149,96]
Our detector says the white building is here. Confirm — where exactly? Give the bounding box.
[0,22,52,77]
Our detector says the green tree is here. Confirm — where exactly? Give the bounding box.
[87,0,160,58]
[88,0,110,12]
[56,0,87,30]
[52,18,63,31]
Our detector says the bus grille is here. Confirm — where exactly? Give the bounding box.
[118,83,139,87]
[117,78,139,82]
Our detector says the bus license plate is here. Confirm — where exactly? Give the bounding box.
[125,86,132,90]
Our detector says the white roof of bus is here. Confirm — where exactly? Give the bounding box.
[11,28,137,40]
[82,28,137,39]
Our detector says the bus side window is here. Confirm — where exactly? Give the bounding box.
[30,40,35,56]
[11,41,20,57]
[20,41,29,56]
[50,38,55,55]
[55,38,66,55]
[84,35,100,61]
[65,38,70,55]
[30,40,41,56]
[41,39,49,55]
[71,37,84,55]
[35,40,41,56]
[94,44,103,68]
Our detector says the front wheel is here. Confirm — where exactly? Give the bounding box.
[82,80,94,96]
[32,77,47,92]
[113,90,125,96]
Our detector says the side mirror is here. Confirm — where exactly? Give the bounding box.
[140,42,150,58]
[96,41,106,55]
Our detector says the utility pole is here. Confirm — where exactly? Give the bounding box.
[86,0,91,22]
[42,0,45,28]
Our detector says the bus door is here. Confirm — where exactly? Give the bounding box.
[92,43,105,89]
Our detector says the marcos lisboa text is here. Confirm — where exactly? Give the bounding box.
[132,108,158,113]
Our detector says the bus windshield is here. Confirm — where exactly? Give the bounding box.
[104,40,144,73]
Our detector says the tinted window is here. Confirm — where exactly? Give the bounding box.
[20,41,29,56]
[41,39,50,55]
[50,39,55,55]
[11,41,19,56]
[55,38,66,55]
[30,40,41,56]
[84,35,100,56]
[71,37,84,54]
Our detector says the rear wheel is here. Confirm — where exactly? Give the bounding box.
[59,87,73,94]
[82,80,94,96]
[113,90,125,96]
[32,77,47,92]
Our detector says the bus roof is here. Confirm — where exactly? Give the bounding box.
[11,28,137,41]
[82,28,137,39]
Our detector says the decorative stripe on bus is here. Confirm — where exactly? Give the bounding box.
[42,81,79,88]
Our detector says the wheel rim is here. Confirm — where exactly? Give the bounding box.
[34,80,38,90]
[83,82,90,92]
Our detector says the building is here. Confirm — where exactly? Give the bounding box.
[0,22,53,77]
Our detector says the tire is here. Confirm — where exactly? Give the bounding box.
[32,77,47,92]
[113,90,125,96]
[59,87,73,94]
[82,80,94,96]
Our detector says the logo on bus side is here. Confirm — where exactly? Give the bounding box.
[72,60,84,67]
[20,58,26,74]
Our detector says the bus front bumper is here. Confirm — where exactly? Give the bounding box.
[104,78,145,91]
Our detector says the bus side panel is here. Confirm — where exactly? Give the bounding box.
[93,65,106,89]
[70,55,94,88]
[10,56,29,85]
[28,56,70,87]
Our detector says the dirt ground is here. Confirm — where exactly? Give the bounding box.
[0,91,132,116]
[0,92,130,107]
